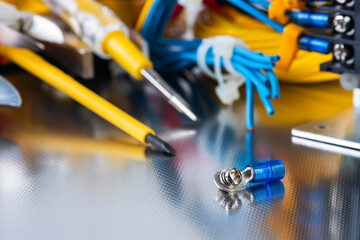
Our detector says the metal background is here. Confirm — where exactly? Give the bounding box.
[0,68,359,240]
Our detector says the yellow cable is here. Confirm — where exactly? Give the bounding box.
[135,0,154,32]
[194,7,339,83]
[0,46,155,143]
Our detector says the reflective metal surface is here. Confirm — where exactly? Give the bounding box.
[0,69,358,239]
[0,75,21,107]
[292,108,360,150]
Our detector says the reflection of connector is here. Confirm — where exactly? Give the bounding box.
[215,181,285,213]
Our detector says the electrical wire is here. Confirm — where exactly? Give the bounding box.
[194,7,338,83]
[224,0,284,32]
[137,0,281,130]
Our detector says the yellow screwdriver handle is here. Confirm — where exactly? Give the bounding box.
[102,30,152,79]
[43,0,152,79]
[0,46,155,143]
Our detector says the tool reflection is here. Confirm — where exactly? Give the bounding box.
[6,130,173,163]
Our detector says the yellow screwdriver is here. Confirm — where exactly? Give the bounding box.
[0,44,175,154]
[42,0,198,122]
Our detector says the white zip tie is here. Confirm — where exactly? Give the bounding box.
[196,36,248,105]
[178,0,203,8]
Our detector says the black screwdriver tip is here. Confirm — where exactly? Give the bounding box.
[145,149,175,161]
[146,134,176,155]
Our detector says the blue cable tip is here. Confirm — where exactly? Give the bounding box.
[274,56,280,61]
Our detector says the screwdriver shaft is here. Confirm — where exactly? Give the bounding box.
[141,68,198,122]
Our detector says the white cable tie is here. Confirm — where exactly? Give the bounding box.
[178,0,203,8]
[196,38,216,78]
[196,36,249,105]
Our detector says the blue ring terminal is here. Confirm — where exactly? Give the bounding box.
[249,160,285,183]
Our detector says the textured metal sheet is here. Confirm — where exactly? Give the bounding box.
[292,109,360,150]
[0,72,358,240]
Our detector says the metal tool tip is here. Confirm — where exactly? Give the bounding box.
[145,148,175,161]
[170,96,199,122]
[182,106,199,122]
[141,68,199,122]
[146,134,176,154]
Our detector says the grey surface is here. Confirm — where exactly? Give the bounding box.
[292,109,360,150]
[0,72,359,240]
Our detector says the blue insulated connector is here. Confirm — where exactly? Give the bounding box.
[298,34,330,54]
[249,160,285,183]
[289,11,329,28]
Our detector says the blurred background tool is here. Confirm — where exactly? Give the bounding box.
[0,24,174,154]
[42,0,198,122]
[0,1,94,79]
[0,75,21,108]
[0,47,175,154]
[0,21,42,108]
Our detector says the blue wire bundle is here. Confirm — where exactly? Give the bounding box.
[140,0,281,130]
[224,0,284,33]
[224,0,331,54]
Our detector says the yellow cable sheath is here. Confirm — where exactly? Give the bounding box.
[0,46,155,143]
[102,31,153,80]
[135,0,154,32]
[194,8,339,83]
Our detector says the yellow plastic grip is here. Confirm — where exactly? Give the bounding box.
[282,0,306,10]
[102,30,153,80]
[268,0,306,25]
[0,46,155,143]
[276,23,306,72]
[1,0,49,13]
[268,0,289,25]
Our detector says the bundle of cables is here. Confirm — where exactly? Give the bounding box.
[136,0,281,131]
[197,0,339,83]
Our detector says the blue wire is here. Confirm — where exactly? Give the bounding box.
[140,0,280,130]
[224,0,284,33]
[246,79,254,130]
[245,0,271,10]
[266,70,280,99]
